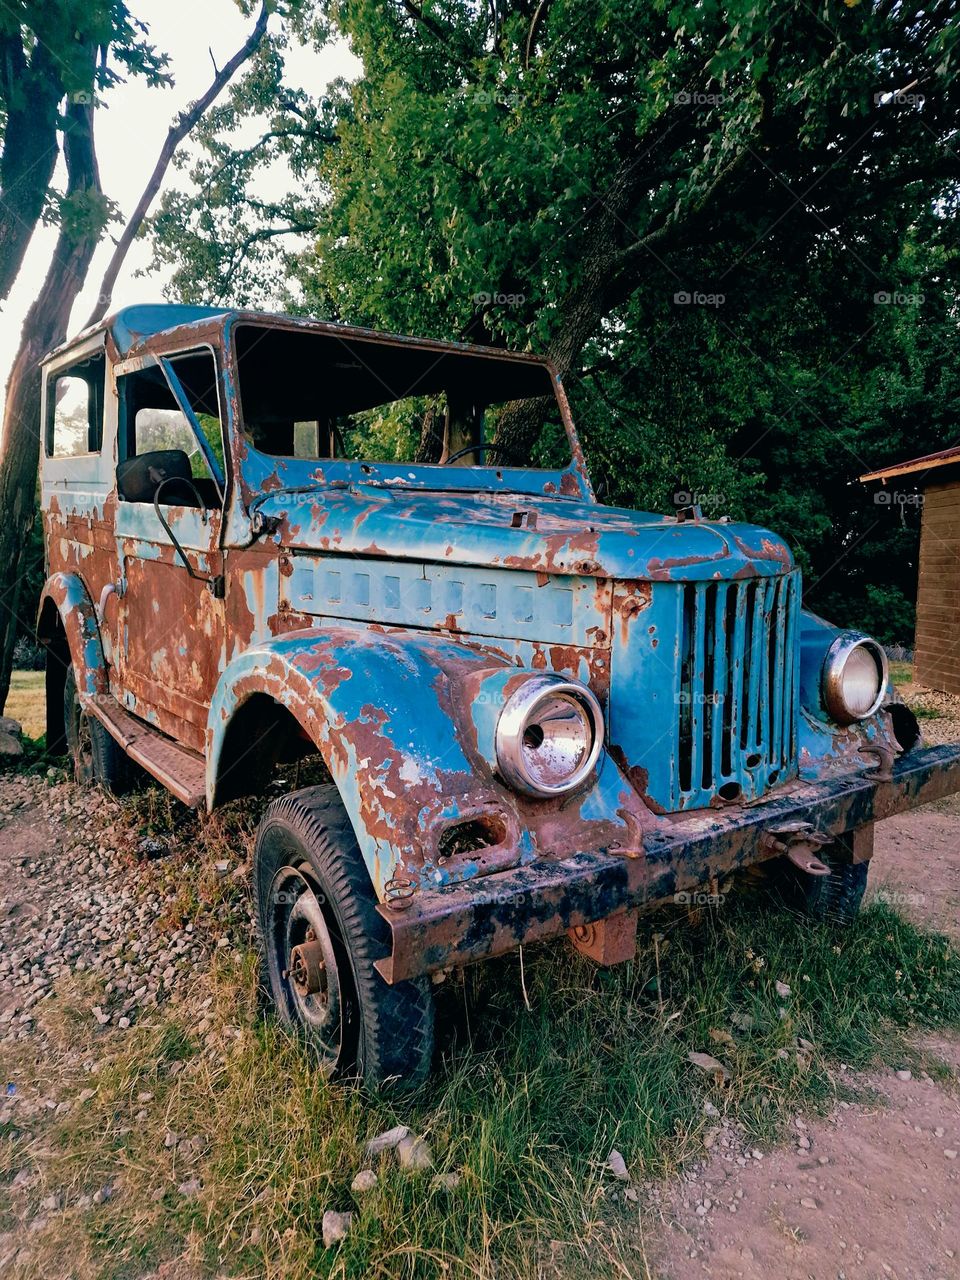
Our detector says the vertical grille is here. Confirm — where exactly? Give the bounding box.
[676,571,800,808]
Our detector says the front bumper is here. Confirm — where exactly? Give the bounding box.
[376,743,960,982]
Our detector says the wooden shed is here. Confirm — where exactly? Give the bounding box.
[861,445,960,695]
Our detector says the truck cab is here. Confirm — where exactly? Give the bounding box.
[38,304,960,1090]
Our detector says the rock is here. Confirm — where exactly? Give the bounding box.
[92,1185,113,1204]
[350,1169,378,1193]
[688,1051,731,1080]
[322,1209,353,1248]
[944,1149,958,1160]
[396,1134,433,1171]
[775,981,791,998]
[800,1197,819,1210]
[0,731,23,762]
[798,1136,810,1150]
[178,1178,202,1198]
[896,1069,912,1081]
[605,1148,629,1181]
[0,717,23,738]
[364,1124,410,1157]
[77,1088,96,1104]
[703,1099,720,1118]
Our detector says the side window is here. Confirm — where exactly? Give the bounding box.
[46,352,105,457]
[118,350,224,507]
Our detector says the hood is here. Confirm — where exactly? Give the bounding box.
[267,487,794,582]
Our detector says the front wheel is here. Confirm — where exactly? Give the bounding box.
[253,784,434,1091]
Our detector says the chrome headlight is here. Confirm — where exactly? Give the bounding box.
[822,634,888,725]
[495,674,603,797]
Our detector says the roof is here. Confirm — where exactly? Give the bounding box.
[859,444,960,485]
[110,304,230,355]
[44,303,549,367]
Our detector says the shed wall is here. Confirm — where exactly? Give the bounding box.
[915,481,960,695]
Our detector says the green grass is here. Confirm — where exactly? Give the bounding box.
[6,881,959,1280]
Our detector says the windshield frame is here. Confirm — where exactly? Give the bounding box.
[225,315,593,502]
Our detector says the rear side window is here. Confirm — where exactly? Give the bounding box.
[46,352,105,457]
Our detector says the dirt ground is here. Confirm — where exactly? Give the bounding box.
[1,682,959,1279]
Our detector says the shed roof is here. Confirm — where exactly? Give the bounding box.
[859,444,960,485]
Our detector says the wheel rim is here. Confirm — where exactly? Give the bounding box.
[267,864,344,1070]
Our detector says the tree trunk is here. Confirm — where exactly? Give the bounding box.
[0,39,63,302]
[0,94,103,714]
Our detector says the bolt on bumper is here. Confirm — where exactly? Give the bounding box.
[375,742,960,983]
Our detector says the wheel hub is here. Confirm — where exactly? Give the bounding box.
[289,935,326,996]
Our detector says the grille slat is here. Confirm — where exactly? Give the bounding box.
[676,570,800,807]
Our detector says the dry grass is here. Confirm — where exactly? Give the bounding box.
[6,671,45,741]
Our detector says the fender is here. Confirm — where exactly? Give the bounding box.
[207,625,525,899]
[37,572,108,699]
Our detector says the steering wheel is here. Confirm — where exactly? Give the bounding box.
[444,441,522,466]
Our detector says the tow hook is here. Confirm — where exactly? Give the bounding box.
[761,821,832,876]
[858,737,900,783]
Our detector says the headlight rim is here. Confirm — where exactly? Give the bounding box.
[495,673,604,798]
[821,633,889,725]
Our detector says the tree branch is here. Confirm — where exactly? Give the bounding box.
[87,0,270,324]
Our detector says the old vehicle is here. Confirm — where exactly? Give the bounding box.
[38,304,960,1089]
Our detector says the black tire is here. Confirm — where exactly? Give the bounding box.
[63,668,135,794]
[253,784,434,1092]
[796,847,869,925]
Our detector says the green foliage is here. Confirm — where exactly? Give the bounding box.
[150,0,960,645]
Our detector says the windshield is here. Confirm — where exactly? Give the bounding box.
[233,323,572,471]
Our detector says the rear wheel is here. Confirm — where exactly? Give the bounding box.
[253,784,434,1091]
[63,668,135,793]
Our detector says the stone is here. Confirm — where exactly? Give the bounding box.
[0,731,23,762]
[178,1179,202,1198]
[896,1070,912,1081]
[350,1169,378,1193]
[800,1197,819,1210]
[364,1124,410,1157]
[396,1134,433,1171]
[775,981,791,998]
[605,1148,629,1181]
[322,1210,353,1248]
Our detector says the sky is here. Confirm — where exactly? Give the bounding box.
[0,0,359,403]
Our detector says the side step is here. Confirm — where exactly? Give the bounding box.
[91,697,206,808]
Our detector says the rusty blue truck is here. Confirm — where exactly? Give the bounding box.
[37,304,960,1089]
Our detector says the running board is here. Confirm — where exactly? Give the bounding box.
[91,697,206,808]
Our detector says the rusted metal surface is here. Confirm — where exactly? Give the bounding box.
[36,304,960,985]
[568,910,639,965]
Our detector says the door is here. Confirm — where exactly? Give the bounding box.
[113,348,227,753]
